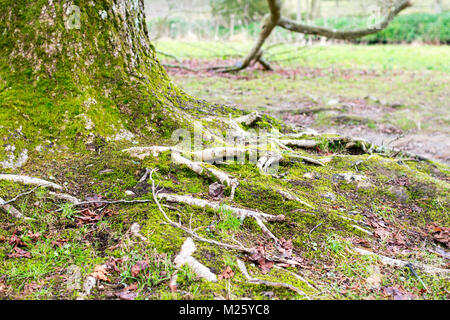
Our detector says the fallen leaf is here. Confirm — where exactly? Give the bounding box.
[51,239,69,248]
[218,266,235,280]
[7,246,31,258]
[131,260,149,277]
[9,231,26,247]
[383,286,416,300]
[115,290,137,300]
[91,265,110,282]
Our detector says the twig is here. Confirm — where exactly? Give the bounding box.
[0,186,40,206]
[308,222,323,242]
[273,265,316,290]
[236,258,311,300]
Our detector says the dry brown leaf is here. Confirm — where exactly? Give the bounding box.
[91,265,110,282]
[131,260,149,277]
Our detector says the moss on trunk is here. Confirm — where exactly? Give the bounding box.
[0,0,236,167]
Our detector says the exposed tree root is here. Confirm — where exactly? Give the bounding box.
[277,190,313,209]
[236,258,311,300]
[129,223,148,242]
[0,174,63,190]
[273,265,316,291]
[0,186,40,206]
[279,139,319,148]
[121,146,182,159]
[0,197,22,219]
[171,153,239,199]
[353,247,450,276]
[157,193,283,242]
[150,169,302,266]
[174,237,218,282]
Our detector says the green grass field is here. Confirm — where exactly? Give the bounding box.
[157,41,450,163]
[156,40,450,72]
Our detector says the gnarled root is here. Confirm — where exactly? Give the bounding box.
[0,174,63,190]
[237,258,311,300]
[158,193,283,242]
[354,247,450,276]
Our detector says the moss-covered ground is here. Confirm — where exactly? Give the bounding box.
[0,135,448,299]
[0,41,449,300]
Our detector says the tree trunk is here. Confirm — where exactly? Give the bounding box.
[434,0,442,13]
[0,0,209,162]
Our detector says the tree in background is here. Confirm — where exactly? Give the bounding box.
[210,0,268,24]
[215,0,411,72]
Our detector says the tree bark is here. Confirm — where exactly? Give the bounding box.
[0,0,213,160]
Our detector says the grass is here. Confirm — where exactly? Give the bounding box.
[1,40,449,301]
[157,41,449,164]
[156,40,450,73]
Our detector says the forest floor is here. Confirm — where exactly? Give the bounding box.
[159,41,450,164]
[0,42,449,300]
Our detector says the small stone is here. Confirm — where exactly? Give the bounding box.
[332,172,366,184]
[66,265,82,291]
[125,190,136,197]
[98,169,113,175]
[388,186,409,202]
[209,182,225,198]
[322,192,336,201]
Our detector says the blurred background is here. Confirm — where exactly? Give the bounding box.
[142,0,449,164]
